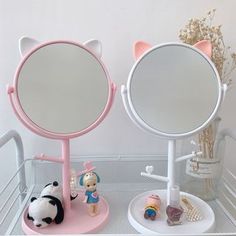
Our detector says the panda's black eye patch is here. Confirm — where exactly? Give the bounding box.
[27,213,34,221]
[30,197,37,202]
[49,200,56,206]
[42,217,53,224]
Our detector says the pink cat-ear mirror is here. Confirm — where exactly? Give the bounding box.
[122,40,226,234]
[10,37,115,138]
[7,37,116,234]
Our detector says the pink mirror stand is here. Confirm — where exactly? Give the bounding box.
[7,39,116,234]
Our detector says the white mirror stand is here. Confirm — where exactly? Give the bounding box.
[122,42,226,234]
[122,86,203,205]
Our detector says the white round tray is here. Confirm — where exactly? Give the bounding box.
[128,189,215,234]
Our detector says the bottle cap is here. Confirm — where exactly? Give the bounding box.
[170,185,180,206]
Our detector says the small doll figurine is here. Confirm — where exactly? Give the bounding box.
[144,194,161,220]
[78,161,100,216]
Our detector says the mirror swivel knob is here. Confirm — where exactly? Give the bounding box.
[6,85,14,94]
[121,85,127,94]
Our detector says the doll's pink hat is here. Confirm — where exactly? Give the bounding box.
[77,161,96,176]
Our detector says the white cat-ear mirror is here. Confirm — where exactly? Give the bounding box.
[7,37,116,234]
[122,40,226,234]
[122,40,222,138]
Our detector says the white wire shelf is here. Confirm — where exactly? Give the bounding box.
[0,130,236,235]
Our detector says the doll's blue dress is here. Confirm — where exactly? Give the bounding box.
[85,190,99,203]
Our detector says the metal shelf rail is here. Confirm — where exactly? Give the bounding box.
[0,130,34,235]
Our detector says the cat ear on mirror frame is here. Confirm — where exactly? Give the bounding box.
[19,36,40,58]
[133,41,152,60]
[83,39,102,58]
[193,40,212,58]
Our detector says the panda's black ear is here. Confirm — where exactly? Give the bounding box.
[30,197,37,202]
[49,200,56,206]
[53,181,58,186]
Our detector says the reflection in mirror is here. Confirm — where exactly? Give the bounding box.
[17,42,109,134]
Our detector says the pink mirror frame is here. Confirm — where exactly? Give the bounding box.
[7,40,116,140]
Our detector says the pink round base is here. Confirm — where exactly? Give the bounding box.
[22,195,109,234]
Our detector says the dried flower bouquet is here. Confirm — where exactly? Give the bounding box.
[179,9,236,199]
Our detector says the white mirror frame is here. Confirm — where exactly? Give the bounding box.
[122,42,224,139]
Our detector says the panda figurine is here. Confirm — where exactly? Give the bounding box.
[27,181,64,228]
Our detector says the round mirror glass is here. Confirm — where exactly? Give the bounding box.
[128,43,221,136]
[16,42,109,135]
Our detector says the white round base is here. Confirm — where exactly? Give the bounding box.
[128,190,215,234]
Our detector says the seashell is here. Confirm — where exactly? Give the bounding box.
[181,196,202,222]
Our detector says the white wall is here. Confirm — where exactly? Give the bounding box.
[0,0,236,177]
